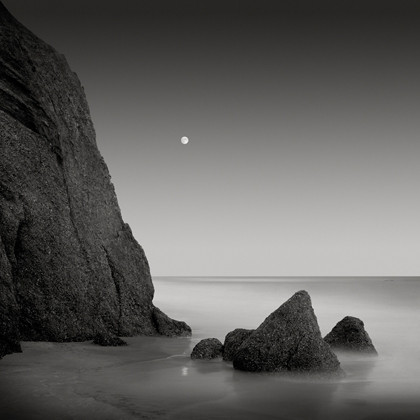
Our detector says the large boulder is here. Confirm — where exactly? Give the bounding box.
[233,291,342,374]
[191,338,223,360]
[324,316,377,354]
[223,328,253,361]
[0,2,190,357]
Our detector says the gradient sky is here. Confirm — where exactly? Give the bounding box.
[6,1,420,276]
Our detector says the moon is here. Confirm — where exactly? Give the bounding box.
[181,136,189,145]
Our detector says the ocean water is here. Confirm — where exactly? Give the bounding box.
[1,277,420,420]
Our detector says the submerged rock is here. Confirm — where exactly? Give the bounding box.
[324,316,377,354]
[152,307,192,337]
[223,328,253,361]
[93,333,127,347]
[233,291,342,374]
[191,338,223,360]
[0,1,190,357]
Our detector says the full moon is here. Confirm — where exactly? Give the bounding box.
[181,136,189,145]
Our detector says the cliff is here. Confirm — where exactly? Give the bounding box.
[0,2,190,357]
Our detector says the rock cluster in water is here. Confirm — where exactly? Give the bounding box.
[192,291,378,374]
[0,2,190,358]
[192,291,341,375]
[324,316,377,354]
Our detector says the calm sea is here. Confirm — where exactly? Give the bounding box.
[153,276,420,419]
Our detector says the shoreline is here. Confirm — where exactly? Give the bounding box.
[1,337,420,420]
[2,277,420,420]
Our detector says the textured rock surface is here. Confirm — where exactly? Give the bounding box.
[152,307,191,337]
[93,333,127,347]
[223,328,253,361]
[324,316,377,354]
[233,291,342,373]
[0,2,189,357]
[191,338,223,360]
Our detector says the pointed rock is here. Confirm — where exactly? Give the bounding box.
[324,316,377,354]
[223,328,254,361]
[191,338,223,360]
[233,291,342,373]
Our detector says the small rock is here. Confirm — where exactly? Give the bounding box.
[223,328,253,361]
[324,316,377,354]
[233,290,342,374]
[93,333,127,347]
[191,338,223,360]
[0,338,22,358]
[152,307,192,337]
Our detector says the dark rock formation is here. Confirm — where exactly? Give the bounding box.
[93,333,127,347]
[324,316,377,354]
[152,307,191,337]
[191,338,223,360]
[223,328,253,361]
[0,2,190,357]
[233,291,342,374]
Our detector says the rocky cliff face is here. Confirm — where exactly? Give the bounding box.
[0,2,189,357]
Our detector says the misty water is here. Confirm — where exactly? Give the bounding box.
[1,277,420,419]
